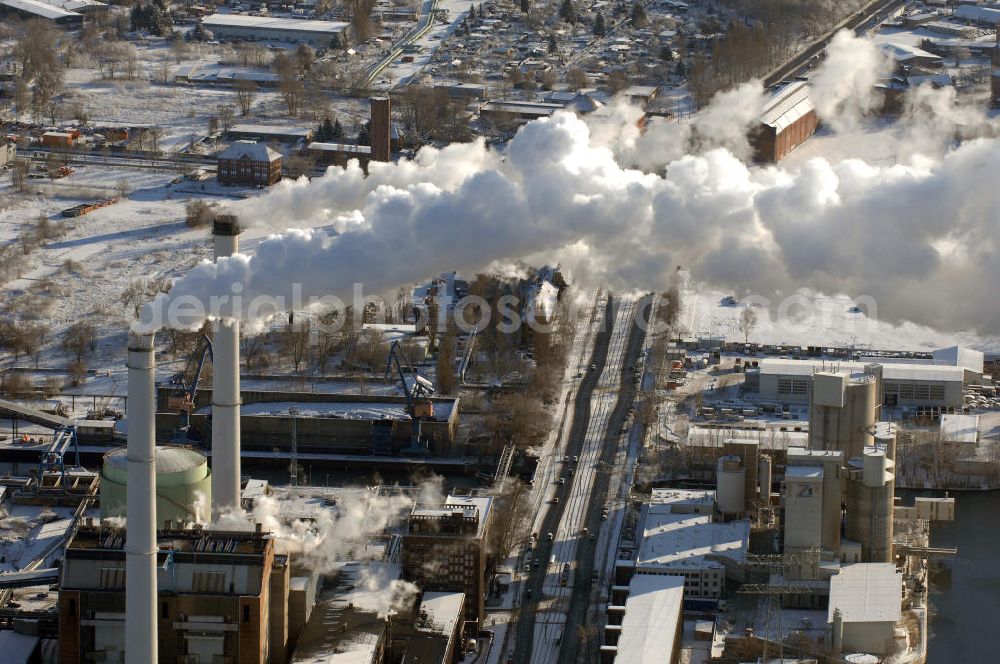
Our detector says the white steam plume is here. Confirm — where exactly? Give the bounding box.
[810,30,891,131]
[353,565,420,619]
[214,487,414,573]
[138,32,1000,337]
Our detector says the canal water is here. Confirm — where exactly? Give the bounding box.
[903,490,1000,662]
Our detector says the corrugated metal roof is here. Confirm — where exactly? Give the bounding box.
[760,81,814,131]
[202,13,348,33]
[1,0,77,19]
[758,358,964,382]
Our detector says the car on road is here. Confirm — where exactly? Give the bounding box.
[558,477,566,485]
[547,532,554,541]
[572,455,578,463]
[581,527,589,536]
[590,532,596,540]
[550,496,560,504]
[589,363,596,370]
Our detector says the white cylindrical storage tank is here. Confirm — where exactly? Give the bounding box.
[862,447,888,488]
[101,445,212,527]
[758,454,772,506]
[716,456,746,516]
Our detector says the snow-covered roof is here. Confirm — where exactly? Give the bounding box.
[308,141,371,154]
[196,399,454,421]
[954,4,1000,25]
[419,591,464,637]
[757,358,964,383]
[217,140,281,163]
[828,563,902,624]
[878,41,942,62]
[230,124,313,139]
[202,13,349,34]
[760,81,814,132]
[616,574,684,663]
[638,513,749,570]
[0,0,78,19]
[43,0,103,10]
[939,413,978,444]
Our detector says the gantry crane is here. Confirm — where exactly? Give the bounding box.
[167,335,213,444]
[384,340,435,454]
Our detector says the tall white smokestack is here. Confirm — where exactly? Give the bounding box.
[211,216,242,516]
[126,332,157,664]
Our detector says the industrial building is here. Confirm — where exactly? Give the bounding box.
[828,563,903,656]
[753,81,819,162]
[217,141,282,187]
[401,495,493,631]
[201,14,349,48]
[602,574,684,664]
[479,100,564,123]
[59,525,287,664]
[227,124,313,144]
[617,489,750,600]
[748,357,967,409]
[156,388,461,456]
[0,0,83,27]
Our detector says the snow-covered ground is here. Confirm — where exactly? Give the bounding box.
[376,0,475,88]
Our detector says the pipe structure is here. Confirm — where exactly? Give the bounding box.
[125,332,157,664]
[211,216,242,516]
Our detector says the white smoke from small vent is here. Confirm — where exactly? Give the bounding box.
[809,30,891,132]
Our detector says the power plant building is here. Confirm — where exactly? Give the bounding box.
[602,574,684,664]
[59,525,287,664]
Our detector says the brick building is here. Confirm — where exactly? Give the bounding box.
[59,524,289,663]
[752,81,819,163]
[401,495,493,632]
[217,140,282,187]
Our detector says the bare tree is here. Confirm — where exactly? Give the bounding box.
[234,80,257,116]
[10,159,30,192]
[119,276,171,318]
[217,104,236,134]
[241,333,265,370]
[739,306,758,344]
[282,320,312,373]
[61,320,96,362]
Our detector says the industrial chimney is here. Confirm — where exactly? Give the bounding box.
[370,96,391,163]
[212,216,242,517]
[126,332,157,664]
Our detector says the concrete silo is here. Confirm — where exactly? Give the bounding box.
[809,370,879,460]
[716,456,746,518]
[845,446,895,563]
[101,445,212,527]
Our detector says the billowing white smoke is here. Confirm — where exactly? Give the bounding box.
[809,30,891,131]
[138,32,1000,336]
[214,488,414,573]
[354,565,420,619]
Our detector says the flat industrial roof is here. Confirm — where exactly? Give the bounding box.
[616,575,684,664]
[638,513,749,569]
[939,413,979,444]
[230,123,313,137]
[828,563,902,624]
[203,13,349,33]
[758,358,965,383]
[308,141,371,154]
[1,0,77,19]
[196,400,454,422]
